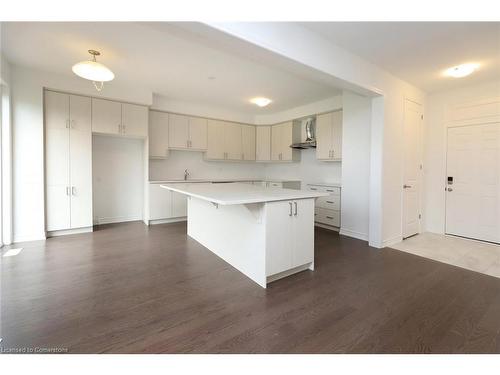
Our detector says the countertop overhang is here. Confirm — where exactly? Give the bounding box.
[160,183,328,205]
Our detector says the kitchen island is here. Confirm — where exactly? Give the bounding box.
[161,183,327,288]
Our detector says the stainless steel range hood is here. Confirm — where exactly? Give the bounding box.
[291,117,316,149]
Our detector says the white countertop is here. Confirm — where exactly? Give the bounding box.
[307,182,342,188]
[160,183,328,205]
[150,178,301,184]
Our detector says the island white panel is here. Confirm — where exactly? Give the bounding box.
[187,197,267,287]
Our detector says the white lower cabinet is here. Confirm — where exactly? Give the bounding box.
[45,90,93,232]
[265,199,314,276]
[307,184,341,229]
[148,184,191,222]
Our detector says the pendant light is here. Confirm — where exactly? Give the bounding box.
[72,50,114,92]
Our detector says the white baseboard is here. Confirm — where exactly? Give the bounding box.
[13,233,46,243]
[314,223,339,231]
[149,217,187,225]
[339,228,368,241]
[47,227,93,238]
[94,216,142,225]
[381,234,403,248]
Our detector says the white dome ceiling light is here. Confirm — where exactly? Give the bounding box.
[444,63,480,78]
[72,50,114,91]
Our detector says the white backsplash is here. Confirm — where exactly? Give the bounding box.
[149,149,342,186]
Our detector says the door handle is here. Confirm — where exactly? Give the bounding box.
[70,119,75,129]
[66,119,70,129]
[289,202,293,216]
[403,184,412,189]
[72,186,76,195]
[294,201,298,216]
[66,186,70,196]
[447,187,453,192]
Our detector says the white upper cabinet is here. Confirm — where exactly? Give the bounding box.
[316,110,342,161]
[91,98,122,135]
[206,119,226,159]
[188,117,208,150]
[168,113,207,150]
[256,126,271,161]
[149,111,169,159]
[271,121,299,162]
[92,98,147,138]
[122,103,148,138]
[241,125,256,161]
[224,122,242,160]
[168,113,189,149]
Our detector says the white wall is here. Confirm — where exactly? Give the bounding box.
[150,150,265,181]
[92,135,145,224]
[10,65,153,242]
[207,22,426,247]
[152,94,254,124]
[340,91,372,241]
[424,80,500,234]
[254,95,342,125]
[1,52,13,245]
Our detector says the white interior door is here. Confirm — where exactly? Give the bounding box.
[45,91,71,231]
[69,94,92,229]
[402,99,422,238]
[446,123,500,243]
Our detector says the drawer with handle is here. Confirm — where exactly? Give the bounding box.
[314,207,340,227]
[267,182,283,188]
[316,195,340,210]
[307,185,341,195]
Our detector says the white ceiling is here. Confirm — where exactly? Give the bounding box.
[0,22,341,114]
[301,22,500,93]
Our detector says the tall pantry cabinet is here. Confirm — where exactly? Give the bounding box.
[45,90,93,233]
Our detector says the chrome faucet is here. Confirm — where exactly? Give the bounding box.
[184,169,190,181]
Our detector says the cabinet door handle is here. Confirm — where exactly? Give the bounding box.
[66,186,70,196]
[310,187,317,191]
[294,201,298,216]
[326,216,334,219]
[118,124,121,133]
[326,200,334,204]
[66,119,70,128]
[72,186,76,195]
[326,189,334,192]
[289,202,293,216]
[122,124,126,134]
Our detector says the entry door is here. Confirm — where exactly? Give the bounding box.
[446,123,500,243]
[402,99,423,238]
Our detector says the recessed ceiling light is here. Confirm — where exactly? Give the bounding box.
[250,97,272,107]
[444,63,480,78]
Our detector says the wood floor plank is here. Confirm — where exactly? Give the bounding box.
[1,221,500,353]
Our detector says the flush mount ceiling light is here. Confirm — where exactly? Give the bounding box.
[72,50,115,91]
[250,97,272,107]
[444,63,480,78]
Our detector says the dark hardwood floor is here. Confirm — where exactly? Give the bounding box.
[2,221,500,353]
